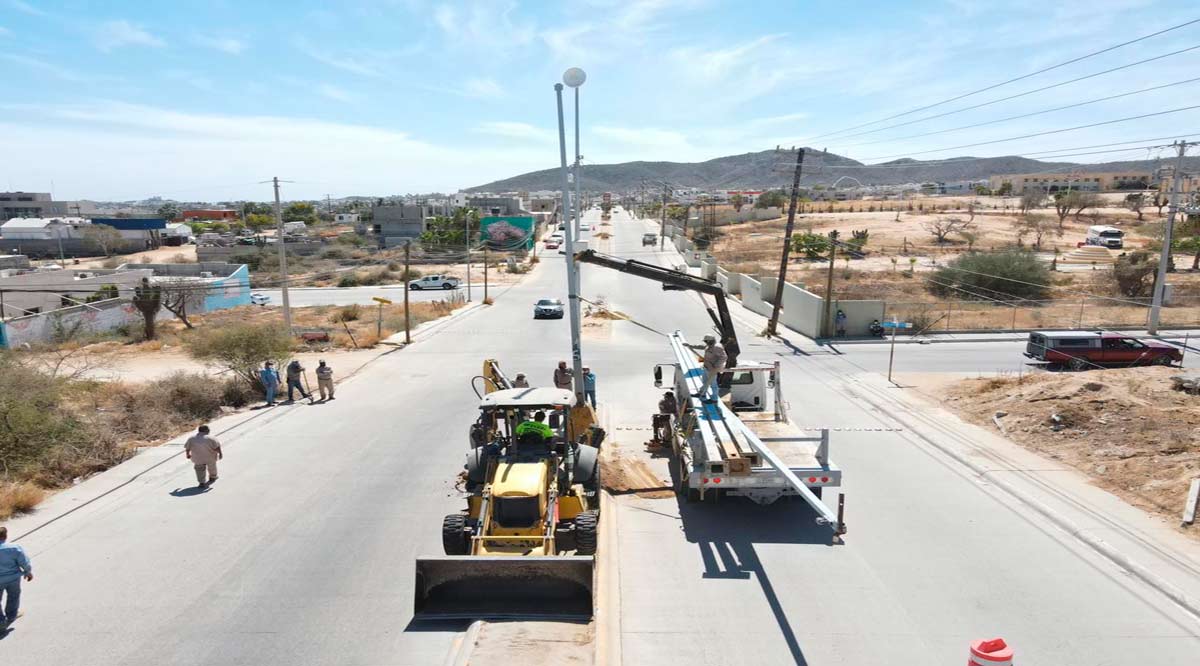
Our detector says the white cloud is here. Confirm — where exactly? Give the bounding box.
[317,83,357,103]
[195,34,246,55]
[593,125,691,151]
[93,19,165,52]
[0,102,555,198]
[474,121,554,142]
[433,1,534,57]
[294,37,385,78]
[6,0,47,17]
[1,53,85,81]
[163,69,215,92]
[462,78,504,98]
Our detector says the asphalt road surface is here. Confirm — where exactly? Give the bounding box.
[4,207,1199,664]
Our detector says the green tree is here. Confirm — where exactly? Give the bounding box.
[1112,251,1158,297]
[132,277,163,340]
[157,203,180,221]
[282,202,317,223]
[792,232,831,259]
[928,250,1050,301]
[997,182,1013,196]
[245,213,274,231]
[86,284,120,303]
[419,207,479,247]
[81,223,124,257]
[187,323,293,388]
[730,193,745,211]
[754,190,787,208]
[1124,192,1146,221]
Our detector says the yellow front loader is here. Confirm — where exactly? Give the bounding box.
[413,386,603,620]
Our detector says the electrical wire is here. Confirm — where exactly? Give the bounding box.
[839,77,1200,149]
[859,106,1200,161]
[803,18,1200,142]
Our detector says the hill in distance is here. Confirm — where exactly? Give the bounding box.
[468,148,1190,193]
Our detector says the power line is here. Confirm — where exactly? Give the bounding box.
[839,77,1200,149]
[859,106,1200,161]
[803,18,1200,141]
[822,43,1200,145]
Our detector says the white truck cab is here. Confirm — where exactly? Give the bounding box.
[1086,225,1124,249]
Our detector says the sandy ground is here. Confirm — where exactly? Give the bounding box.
[940,366,1200,530]
[72,244,198,268]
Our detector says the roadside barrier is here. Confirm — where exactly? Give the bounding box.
[968,638,1013,666]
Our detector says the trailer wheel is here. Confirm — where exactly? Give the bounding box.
[1068,357,1088,371]
[441,514,469,555]
[574,511,598,555]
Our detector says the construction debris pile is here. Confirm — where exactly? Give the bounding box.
[944,367,1200,527]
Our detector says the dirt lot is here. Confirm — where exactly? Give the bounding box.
[941,367,1200,532]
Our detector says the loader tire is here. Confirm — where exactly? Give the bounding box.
[442,513,469,555]
[574,511,598,556]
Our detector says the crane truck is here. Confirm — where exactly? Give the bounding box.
[575,250,846,535]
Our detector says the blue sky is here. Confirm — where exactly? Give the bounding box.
[1,0,1197,200]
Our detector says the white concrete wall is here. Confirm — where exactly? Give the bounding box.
[738,275,773,317]
[781,283,823,338]
[716,268,740,295]
[699,259,718,280]
[0,298,138,348]
[829,299,887,336]
[0,268,152,317]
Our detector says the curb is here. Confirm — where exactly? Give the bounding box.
[442,620,483,666]
[822,331,1200,346]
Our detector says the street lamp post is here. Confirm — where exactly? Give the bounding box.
[558,67,587,401]
[573,79,582,236]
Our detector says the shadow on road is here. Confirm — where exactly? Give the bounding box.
[169,486,210,497]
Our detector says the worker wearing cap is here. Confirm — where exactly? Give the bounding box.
[512,373,530,388]
[691,335,727,402]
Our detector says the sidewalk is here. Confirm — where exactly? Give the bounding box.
[827,328,1200,345]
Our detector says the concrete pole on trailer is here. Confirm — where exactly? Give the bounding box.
[556,81,586,401]
[659,186,668,251]
[271,176,293,332]
[887,316,899,384]
[574,85,582,237]
[1149,140,1189,334]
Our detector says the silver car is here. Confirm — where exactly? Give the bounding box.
[533,298,564,319]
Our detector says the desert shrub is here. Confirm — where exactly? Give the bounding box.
[187,323,292,386]
[0,356,91,475]
[337,273,360,287]
[143,372,225,419]
[792,233,831,259]
[231,253,263,270]
[321,247,349,260]
[331,304,363,323]
[169,253,193,264]
[0,482,46,519]
[101,257,123,269]
[220,376,258,407]
[1112,251,1158,298]
[928,250,1050,301]
[507,263,531,274]
[398,267,422,280]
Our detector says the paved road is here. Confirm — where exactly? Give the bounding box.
[4,207,1200,664]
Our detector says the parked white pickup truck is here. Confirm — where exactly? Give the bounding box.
[408,274,461,290]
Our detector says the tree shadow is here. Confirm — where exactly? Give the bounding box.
[169,486,210,497]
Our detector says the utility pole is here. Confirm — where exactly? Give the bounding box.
[659,185,668,251]
[271,176,293,332]
[1149,140,1190,334]
[326,194,333,221]
[556,82,586,401]
[821,232,838,338]
[403,240,412,344]
[767,148,805,336]
[465,212,472,302]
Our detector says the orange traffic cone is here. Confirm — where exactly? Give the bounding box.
[969,638,1013,666]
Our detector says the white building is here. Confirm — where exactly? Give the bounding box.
[333,213,360,224]
[0,217,91,240]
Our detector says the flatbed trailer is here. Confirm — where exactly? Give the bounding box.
[662,331,845,534]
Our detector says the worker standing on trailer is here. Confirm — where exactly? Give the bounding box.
[691,335,727,402]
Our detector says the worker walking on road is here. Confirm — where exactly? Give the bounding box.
[835,309,847,338]
[185,425,223,488]
[691,335,727,403]
[553,361,572,390]
[582,366,597,408]
[259,361,280,406]
[316,360,335,401]
[512,373,529,388]
[0,526,33,630]
[285,360,311,403]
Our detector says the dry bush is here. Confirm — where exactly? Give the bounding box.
[331,304,363,323]
[101,257,123,269]
[169,253,194,264]
[0,482,46,519]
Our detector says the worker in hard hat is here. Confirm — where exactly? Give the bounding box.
[690,335,727,403]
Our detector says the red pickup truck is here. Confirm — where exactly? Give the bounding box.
[1025,331,1181,370]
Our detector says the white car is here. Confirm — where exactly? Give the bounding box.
[409,274,461,290]
[250,293,271,306]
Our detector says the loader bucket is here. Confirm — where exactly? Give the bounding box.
[413,556,594,620]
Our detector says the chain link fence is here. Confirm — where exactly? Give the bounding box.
[881,295,1200,333]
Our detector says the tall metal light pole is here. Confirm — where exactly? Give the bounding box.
[558,67,587,401]
[1149,140,1191,334]
[572,75,583,236]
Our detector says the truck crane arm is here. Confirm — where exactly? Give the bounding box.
[574,249,740,366]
